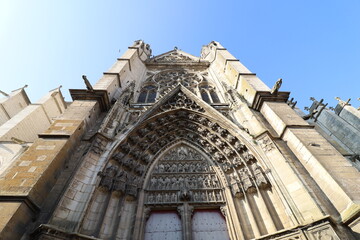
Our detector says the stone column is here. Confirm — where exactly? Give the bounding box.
[233,198,256,239]
[251,191,277,233]
[222,188,245,240]
[99,192,123,239]
[260,189,289,229]
[132,190,147,240]
[177,204,193,240]
[79,188,110,236]
[115,196,137,240]
[242,196,261,238]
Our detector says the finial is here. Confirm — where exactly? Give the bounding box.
[174,46,178,50]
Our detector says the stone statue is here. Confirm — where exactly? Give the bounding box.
[148,194,154,203]
[156,193,162,203]
[150,177,157,189]
[194,192,199,201]
[216,192,222,201]
[180,188,191,201]
[271,78,282,95]
[82,75,94,91]
[171,192,177,202]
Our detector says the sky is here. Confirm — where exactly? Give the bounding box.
[0,0,359,111]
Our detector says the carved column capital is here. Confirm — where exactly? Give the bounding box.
[144,207,152,221]
[177,205,184,218]
[220,205,227,217]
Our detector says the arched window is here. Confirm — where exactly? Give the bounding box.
[200,84,220,103]
[138,85,157,103]
[210,89,220,103]
[201,89,211,103]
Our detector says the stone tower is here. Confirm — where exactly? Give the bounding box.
[0,41,359,239]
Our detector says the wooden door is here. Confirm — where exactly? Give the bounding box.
[192,210,230,240]
[144,211,182,240]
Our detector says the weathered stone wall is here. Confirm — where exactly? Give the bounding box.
[0,97,99,239]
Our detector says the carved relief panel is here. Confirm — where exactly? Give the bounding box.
[145,145,225,205]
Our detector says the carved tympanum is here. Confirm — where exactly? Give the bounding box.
[145,145,224,205]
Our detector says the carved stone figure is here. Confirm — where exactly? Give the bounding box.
[194,192,199,201]
[148,194,154,203]
[197,175,204,188]
[171,192,177,202]
[233,157,242,168]
[252,163,269,188]
[180,188,191,201]
[156,193,162,203]
[234,141,246,152]
[158,164,164,173]
[243,151,255,163]
[150,177,157,189]
[216,191,222,201]
[204,175,211,188]
[164,193,169,202]
[211,175,219,188]
[99,166,117,190]
[240,169,256,193]
[271,78,282,95]
[229,173,242,197]
[209,191,215,201]
[201,192,206,201]
[113,171,127,192]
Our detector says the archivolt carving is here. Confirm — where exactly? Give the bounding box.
[97,165,142,197]
[91,137,108,155]
[103,107,270,201]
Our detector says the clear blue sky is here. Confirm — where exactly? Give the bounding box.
[0,1,359,110]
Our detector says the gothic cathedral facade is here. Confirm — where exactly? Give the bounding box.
[0,41,359,240]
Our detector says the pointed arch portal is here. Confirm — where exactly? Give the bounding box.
[143,142,230,239]
[78,87,290,239]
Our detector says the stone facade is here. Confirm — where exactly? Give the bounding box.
[0,41,359,239]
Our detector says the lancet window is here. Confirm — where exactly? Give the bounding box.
[199,84,220,103]
[138,85,157,103]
